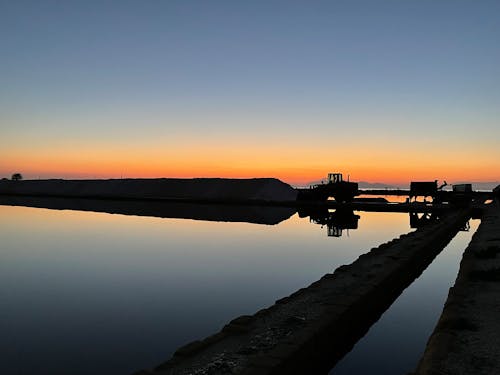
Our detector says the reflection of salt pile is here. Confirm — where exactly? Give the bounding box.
[0,196,297,225]
[0,178,298,202]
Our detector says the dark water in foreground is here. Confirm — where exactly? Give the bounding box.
[0,201,475,375]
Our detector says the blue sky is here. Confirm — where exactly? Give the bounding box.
[1,0,499,183]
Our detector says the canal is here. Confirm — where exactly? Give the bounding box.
[0,201,474,375]
[331,219,478,374]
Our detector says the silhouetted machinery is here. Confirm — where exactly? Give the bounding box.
[433,183,474,206]
[410,181,475,206]
[409,181,438,202]
[494,185,500,198]
[450,184,473,206]
[297,173,359,202]
[299,207,360,237]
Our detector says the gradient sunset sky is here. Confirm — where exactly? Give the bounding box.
[1,1,499,186]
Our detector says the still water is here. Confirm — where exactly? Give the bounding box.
[0,200,472,375]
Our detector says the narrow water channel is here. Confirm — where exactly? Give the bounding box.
[330,219,479,375]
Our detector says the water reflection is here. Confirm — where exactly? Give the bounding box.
[299,208,360,237]
[1,196,445,235]
[302,209,456,237]
[0,196,295,225]
[460,220,471,232]
[0,204,414,375]
[409,212,471,232]
[409,212,439,228]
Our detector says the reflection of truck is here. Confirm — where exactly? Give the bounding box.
[297,173,359,202]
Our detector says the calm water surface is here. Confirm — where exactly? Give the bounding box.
[0,203,466,375]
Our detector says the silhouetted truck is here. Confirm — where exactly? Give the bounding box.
[409,181,437,202]
[451,184,473,206]
[494,185,500,198]
[452,184,472,193]
[297,173,359,202]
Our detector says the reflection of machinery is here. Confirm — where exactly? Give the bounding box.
[409,212,470,231]
[460,220,470,232]
[409,212,439,228]
[297,173,359,202]
[300,207,360,237]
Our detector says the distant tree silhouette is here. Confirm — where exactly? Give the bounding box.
[11,173,23,181]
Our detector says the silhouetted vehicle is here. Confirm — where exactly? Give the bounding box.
[494,185,500,198]
[453,184,472,193]
[409,181,437,202]
[450,184,473,206]
[297,173,359,202]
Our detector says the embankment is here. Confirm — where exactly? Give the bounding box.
[0,178,298,203]
[134,209,470,375]
[415,201,500,374]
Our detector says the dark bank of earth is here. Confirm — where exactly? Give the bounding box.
[0,178,298,203]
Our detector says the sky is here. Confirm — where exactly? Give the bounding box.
[1,0,499,186]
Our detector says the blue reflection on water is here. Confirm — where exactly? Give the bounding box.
[0,204,424,375]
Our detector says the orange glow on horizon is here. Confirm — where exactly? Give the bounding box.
[2,140,498,187]
[2,162,498,187]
